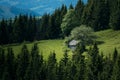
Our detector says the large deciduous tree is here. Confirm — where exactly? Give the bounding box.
[61,9,80,37]
[70,25,96,45]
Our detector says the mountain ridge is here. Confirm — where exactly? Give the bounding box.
[0,0,87,19]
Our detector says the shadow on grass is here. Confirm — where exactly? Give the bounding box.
[96,40,105,45]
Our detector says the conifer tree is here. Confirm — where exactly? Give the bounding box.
[113,48,118,62]
[100,56,113,80]
[47,52,57,80]
[109,0,120,30]
[0,19,9,44]
[81,0,94,26]
[69,4,74,9]
[25,43,43,80]
[0,47,5,80]
[75,0,84,21]
[111,55,120,80]
[75,55,86,80]
[86,43,103,80]
[3,48,15,80]
[16,45,30,80]
[58,50,70,80]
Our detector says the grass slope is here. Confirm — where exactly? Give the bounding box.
[2,29,120,60]
[95,29,120,56]
[3,40,72,61]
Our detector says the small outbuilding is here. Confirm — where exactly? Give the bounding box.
[68,40,79,50]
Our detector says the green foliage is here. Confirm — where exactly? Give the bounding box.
[109,0,120,30]
[47,52,57,80]
[113,48,118,62]
[1,41,120,80]
[86,43,103,80]
[4,48,15,80]
[0,47,5,79]
[81,0,110,31]
[75,0,84,21]
[61,9,80,37]
[69,4,74,9]
[111,55,120,80]
[0,4,67,45]
[70,25,96,45]
[16,45,30,80]
[0,19,9,44]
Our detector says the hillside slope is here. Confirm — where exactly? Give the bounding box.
[0,6,39,19]
[2,29,120,60]
[95,29,120,55]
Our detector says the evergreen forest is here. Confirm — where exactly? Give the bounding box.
[0,0,120,80]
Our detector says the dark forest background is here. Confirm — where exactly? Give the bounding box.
[0,0,120,45]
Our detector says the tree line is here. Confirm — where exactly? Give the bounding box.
[76,0,120,31]
[0,43,120,80]
[0,4,67,45]
[61,0,120,36]
[0,0,120,45]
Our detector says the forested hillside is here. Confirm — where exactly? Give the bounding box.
[0,0,120,45]
[0,0,120,80]
[0,42,120,80]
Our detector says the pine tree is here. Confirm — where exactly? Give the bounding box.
[111,55,120,80]
[109,0,120,30]
[58,51,70,80]
[113,48,118,62]
[69,63,77,80]
[75,55,86,80]
[16,45,30,80]
[47,52,57,80]
[75,0,84,21]
[3,48,16,80]
[7,18,13,43]
[69,4,74,9]
[86,43,103,80]
[0,47,5,79]
[81,0,94,26]
[100,56,113,80]
[92,0,110,31]
[24,43,43,80]
[0,19,9,44]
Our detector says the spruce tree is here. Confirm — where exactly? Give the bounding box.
[75,55,86,80]
[100,56,113,80]
[109,0,120,30]
[81,0,94,26]
[113,48,118,62]
[111,55,120,80]
[0,19,9,44]
[86,43,103,80]
[47,52,57,80]
[0,47,5,80]
[3,48,15,80]
[25,43,43,80]
[69,4,74,9]
[75,0,84,21]
[16,45,30,80]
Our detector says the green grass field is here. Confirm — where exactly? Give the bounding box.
[2,40,72,61]
[95,29,120,56]
[2,29,120,60]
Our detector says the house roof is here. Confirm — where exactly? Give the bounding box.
[69,40,79,46]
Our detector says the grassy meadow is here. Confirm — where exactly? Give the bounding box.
[2,40,72,61]
[95,29,120,56]
[2,29,120,60]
